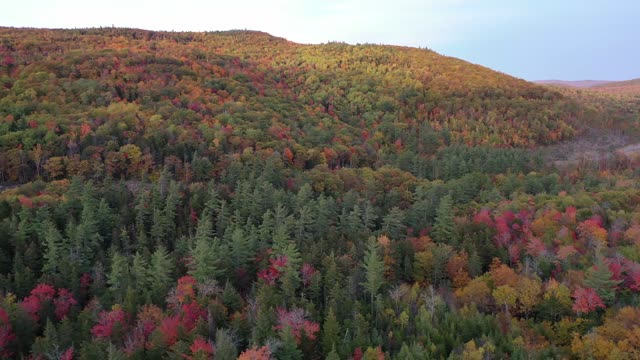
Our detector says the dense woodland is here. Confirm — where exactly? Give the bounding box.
[0,27,640,359]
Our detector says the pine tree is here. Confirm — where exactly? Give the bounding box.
[584,257,621,305]
[130,252,149,290]
[204,185,219,213]
[432,195,455,244]
[346,204,365,240]
[13,252,36,297]
[134,190,151,233]
[325,345,340,360]
[361,237,384,315]
[229,227,251,270]
[382,207,405,239]
[295,205,315,246]
[295,183,313,212]
[108,251,130,303]
[214,329,238,360]
[149,246,174,304]
[71,187,103,273]
[96,198,114,240]
[277,327,303,360]
[322,307,340,355]
[42,221,63,277]
[315,195,337,237]
[150,208,166,246]
[31,319,59,357]
[163,181,180,244]
[251,305,275,346]
[215,199,231,239]
[189,211,222,283]
[277,242,302,304]
[362,201,378,234]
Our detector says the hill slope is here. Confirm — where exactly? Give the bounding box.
[0,27,585,183]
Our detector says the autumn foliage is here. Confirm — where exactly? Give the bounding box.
[0,26,639,359]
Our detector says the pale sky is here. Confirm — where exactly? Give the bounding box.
[2,0,639,81]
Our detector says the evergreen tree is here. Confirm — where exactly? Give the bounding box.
[295,205,315,246]
[107,251,130,303]
[361,237,384,315]
[96,198,114,241]
[251,304,275,346]
[277,327,303,360]
[382,207,405,239]
[31,319,60,358]
[322,307,340,355]
[130,252,149,290]
[584,257,621,305]
[149,246,174,304]
[362,201,378,234]
[72,187,103,272]
[42,220,63,278]
[214,328,238,360]
[163,181,180,243]
[150,208,167,246]
[134,190,152,233]
[229,227,251,270]
[13,252,36,297]
[315,195,337,237]
[325,345,340,360]
[189,211,222,283]
[432,195,455,244]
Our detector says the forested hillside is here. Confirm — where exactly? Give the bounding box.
[0,27,639,359]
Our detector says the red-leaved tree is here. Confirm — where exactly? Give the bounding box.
[91,308,127,339]
[54,288,78,320]
[238,346,271,360]
[0,308,15,358]
[189,336,215,358]
[572,287,606,314]
[274,307,320,344]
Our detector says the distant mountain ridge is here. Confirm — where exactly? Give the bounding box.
[536,78,640,95]
[534,80,614,88]
[592,79,640,95]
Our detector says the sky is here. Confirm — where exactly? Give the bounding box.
[2,0,638,81]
